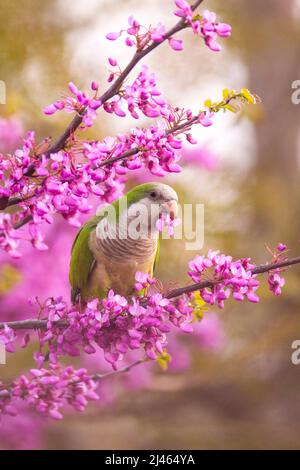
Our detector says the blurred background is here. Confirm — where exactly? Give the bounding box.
[0,0,300,450]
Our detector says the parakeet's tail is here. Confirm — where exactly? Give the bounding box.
[71,286,81,305]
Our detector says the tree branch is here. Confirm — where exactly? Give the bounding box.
[1,255,299,331]
[5,112,199,230]
[166,255,300,298]
[0,0,204,225]
[9,0,204,181]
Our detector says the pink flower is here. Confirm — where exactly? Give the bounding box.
[134,271,155,291]
[215,23,232,38]
[106,31,122,41]
[108,57,117,67]
[277,243,287,252]
[199,110,214,127]
[43,104,57,115]
[68,82,79,95]
[91,81,99,91]
[268,272,285,296]
[174,0,193,21]
[168,38,184,51]
[175,5,231,53]
[150,23,166,43]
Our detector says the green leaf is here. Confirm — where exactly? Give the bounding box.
[224,103,239,113]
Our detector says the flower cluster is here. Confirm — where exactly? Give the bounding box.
[44,81,102,128]
[28,277,194,370]
[0,119,186,256]
[156,212,181,237]
[1,364,99,420]
[268,272,285,296]
[267,243,287,296]
[106,16,167,50]
[188,250,260,308]
[104,65,171,120]
[84,125,183,176]
[174,2,232,52]
[0,130,125,255]
[106,3,231,54]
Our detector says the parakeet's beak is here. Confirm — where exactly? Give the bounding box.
[161,199,178,220]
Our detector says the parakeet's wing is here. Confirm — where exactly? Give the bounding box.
[69,215,102,304]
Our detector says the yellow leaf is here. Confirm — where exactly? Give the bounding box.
[224,104,238,113]
[157,349,172,371]
[241,88,256,104]
[191,292,209,321]
[204,99,212,108]
[222,88,230,99]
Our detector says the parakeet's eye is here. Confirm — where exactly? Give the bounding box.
[150,191,157,199]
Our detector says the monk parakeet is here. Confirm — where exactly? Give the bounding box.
[69,183,178,304]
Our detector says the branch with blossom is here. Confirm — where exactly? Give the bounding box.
[0,0,207,208]
[0,244,297,331]
[0,244,299,419]
[0,0,236,256]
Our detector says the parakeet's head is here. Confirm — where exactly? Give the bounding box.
[125,182,178,234]
[96,183,179,240]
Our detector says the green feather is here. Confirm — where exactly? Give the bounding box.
[69,196,125,303]
[69,215,101,303]
[153,238,160,273]
[125,183,158,205]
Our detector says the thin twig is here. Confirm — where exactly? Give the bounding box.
[92,358,148,381]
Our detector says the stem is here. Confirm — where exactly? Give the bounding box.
[0,255,299,331]
[92,358,148,380]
